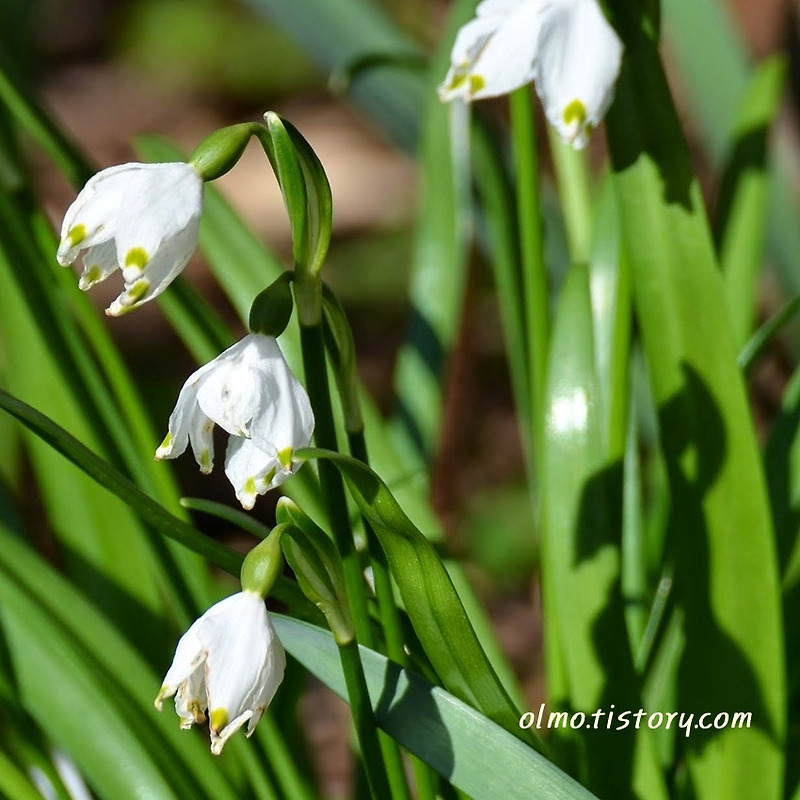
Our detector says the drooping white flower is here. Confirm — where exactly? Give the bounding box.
[155,592,286,754]
[57,162,203,315]
[155,333,314,509]
[438,0,623,148]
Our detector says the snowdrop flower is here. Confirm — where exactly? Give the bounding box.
[155,591,286,754]
[155,333,314,509]
[57,162,203,315]
[438,0,623,148]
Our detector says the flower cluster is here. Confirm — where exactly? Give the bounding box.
[57,133,309,753]
[439,0,623,148]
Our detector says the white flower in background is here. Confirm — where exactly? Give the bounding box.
[155,333,314,509]
[155,591,286,754]
[57,162,203,315]
[438,0,623,148]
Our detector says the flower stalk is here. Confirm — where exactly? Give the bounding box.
[297,316,372,644]
[510,87,549,464]
[279,514,403,799]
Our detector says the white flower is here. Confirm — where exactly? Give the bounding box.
[155,592,286,754]
[438,0,623,148]
[57,162,203,316]
[155,333,314,509]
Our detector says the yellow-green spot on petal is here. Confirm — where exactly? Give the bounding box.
[277,447,293,470]
[469,74,485,94]
[123,278,150,305]
[159,432,173,450]
[67,224,86,247]
[563,99,587,127]
[200,449,212,473]
[244,477,257,497]
[84,264,102,285]
[125,246,149,270]
[209,708,229,733]
[449,73,467,91]
[262,466,277,487]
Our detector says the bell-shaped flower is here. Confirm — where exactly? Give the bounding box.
[438,0,623,148]
[155,333,314,509]
[155,591,286,754]
[57,162,203,315]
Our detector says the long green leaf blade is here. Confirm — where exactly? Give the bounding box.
[605,7,785,798]
[275,615,596,800]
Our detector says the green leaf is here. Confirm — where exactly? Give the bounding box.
[605,7,785,798]
[294,447,535,748]
[715,55,786,348]
[274,614,597,800]
[389,0,474,466]
[0,749,42,800]
[0,388,243,577]
[738,295,800,376]
[664,0,800,317]
[541,263,666,799]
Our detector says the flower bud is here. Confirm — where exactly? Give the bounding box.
[190,123,257,181]
[241,526,285,598]
[277,499,354,644]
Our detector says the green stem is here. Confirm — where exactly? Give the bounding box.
[338,639,393,800]
[299,321,406,799]
[510,88,549,465]
[298,320,372,644]
[546,126,593,265]
[348,430,435,800]
[347,430,405,661]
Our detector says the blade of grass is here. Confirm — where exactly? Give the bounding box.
[715,55,786,349]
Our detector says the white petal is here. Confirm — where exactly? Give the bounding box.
[476,0,523,17]
[196,337,263,437]
[210,710,253,755]
[106,219,200,315]
[224,437,282,510]
[439,0,546,101]
[77,240,119,290]
[247,337,314,456]
[173,666,207,729]
[188,412,216,474]
[113,163,203,275]
[199,594,285,724]
[155,626,205,714]
[532,0,622,148]
[57,163,135,265]
[155,380,199,460]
